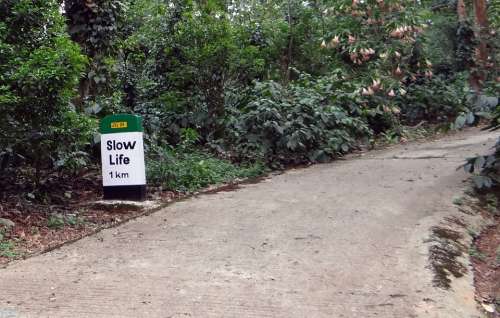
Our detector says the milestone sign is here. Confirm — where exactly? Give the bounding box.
[100,114,146,201]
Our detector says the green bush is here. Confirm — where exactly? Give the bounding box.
[225,80,372,167]
[0,0,95,180]
[396,74,470,124]
[463,102,500,188]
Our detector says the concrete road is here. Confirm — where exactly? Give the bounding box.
[0,129,497,318]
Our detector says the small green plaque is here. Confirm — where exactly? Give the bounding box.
[100,114,143,134]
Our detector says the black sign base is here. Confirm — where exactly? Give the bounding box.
[103,185,146,201]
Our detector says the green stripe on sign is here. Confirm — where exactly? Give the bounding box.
[100,114,143,134]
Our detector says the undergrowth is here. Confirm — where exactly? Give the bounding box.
[147,146,266,192]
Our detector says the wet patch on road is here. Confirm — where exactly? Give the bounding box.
[428,226,468,289]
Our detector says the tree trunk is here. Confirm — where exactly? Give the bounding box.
[457,0,467,21]
[470,0,489,93]
[75,77,91,112]
[285,0,293,84]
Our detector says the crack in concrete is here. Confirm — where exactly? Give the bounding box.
[362,155,450,160]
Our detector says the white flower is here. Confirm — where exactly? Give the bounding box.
[395,66,402,76]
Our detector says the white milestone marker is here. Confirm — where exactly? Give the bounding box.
[101,132,146,187]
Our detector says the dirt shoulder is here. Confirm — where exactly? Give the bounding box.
[469,189,500,317]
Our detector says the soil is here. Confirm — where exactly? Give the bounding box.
[470,189,500,317]
[0,169,180,265]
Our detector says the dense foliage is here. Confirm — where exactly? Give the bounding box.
[0,0,95,187]
[463,102,500,189]
[0,0,498,195]
[224,76,371,166]
[461,1,500,189]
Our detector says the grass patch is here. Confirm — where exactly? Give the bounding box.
[47,214,86,229]
[485,193,498,215]
[496,245,500,265]
[47,215,65,229]
[452,195,464,206]
[0,240,17,258]
[147,147,266,192]
[469,246,487,261]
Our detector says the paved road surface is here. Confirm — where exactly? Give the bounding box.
[0,129,497,318]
